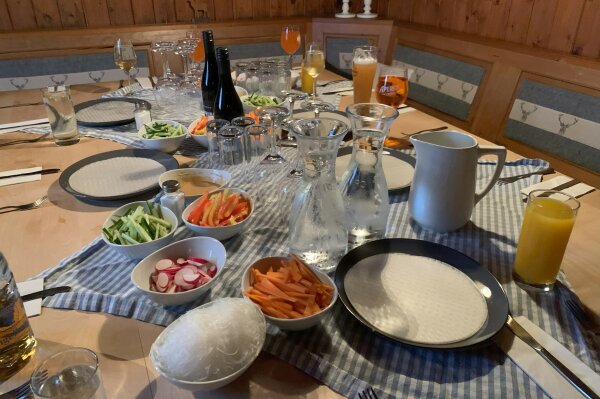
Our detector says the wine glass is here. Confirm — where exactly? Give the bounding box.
[281,25,301,68]
[304,42,325,99]
[114,38,137,89]
[256,105,290,165]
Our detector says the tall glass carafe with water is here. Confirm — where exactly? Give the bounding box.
[289,118,349,272]
[340,103,399,245]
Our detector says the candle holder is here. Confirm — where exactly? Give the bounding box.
[335,0,356,18]
[357,0,377,18]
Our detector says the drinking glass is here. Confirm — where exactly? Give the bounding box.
[256,106,290,165]
[174,40,196,82]
[513,190,580,291]
[30,348,106,399]
[206,119,230,168]
[375,64,409,108]
[42,86,80,146]
[114,38,137,88]
[281,25,301,67]
[151,41,177,82]
[218,126,246,166]
[300,99,335,118]
[186,30,204,73]
[304,43,325,98]
[352,45,378,103]
[245,124,272,204]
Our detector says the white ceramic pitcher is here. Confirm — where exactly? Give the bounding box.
[408,131,506,232]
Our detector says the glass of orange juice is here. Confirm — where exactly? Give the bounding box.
[513,190,580,291]
[281,25,301,68]
[352,45,378,103]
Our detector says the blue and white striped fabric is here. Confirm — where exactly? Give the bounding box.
[35,142,600,398]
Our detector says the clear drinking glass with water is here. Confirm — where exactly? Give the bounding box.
[339,103,399,246]
[42,86,79,146]
[31,348,106,399]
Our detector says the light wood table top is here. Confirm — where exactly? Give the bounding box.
[0,78,598,397]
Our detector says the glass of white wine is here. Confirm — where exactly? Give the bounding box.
[304,42,325,99]
[114,38,137,91]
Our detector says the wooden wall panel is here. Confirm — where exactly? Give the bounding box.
[412,0,440,26]
[387,0,413,21]
[0,0,14,32]
[573,0,600,57]
[131,0,155,24]
[480,0,512,40]
[270,0,285,17]
[287,0,304,16]
[82,0,110,27]
[57,0,86,28]
[174,0,194,23]
[505,0,534,44]
[6,0,37,31]
[437,0,455,30]
[153,0,177,23]
[525,0,559,48]
[252,0,270,18]
[107,0,134,26]
[547,0,585,53]
[213,0,233,20]
[32,0,62,29]
[304,0,320,16]
[232,0,252,19]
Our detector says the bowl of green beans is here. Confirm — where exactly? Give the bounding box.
[138,120,187,153]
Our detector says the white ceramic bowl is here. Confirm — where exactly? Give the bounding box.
[150,298,265,391]
[235,86,248,97]
[101,201,177,259]
[158,168,231,200]
[138,120,187,153]
[241,256,338,331]
[240,94,281,114]
[187,117,210,147]
[130,236,226,306]
[182,188,254,241]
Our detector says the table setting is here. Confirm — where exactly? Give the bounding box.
[0,31,599,399]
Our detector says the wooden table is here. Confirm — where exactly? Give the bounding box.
[1,77,598,397]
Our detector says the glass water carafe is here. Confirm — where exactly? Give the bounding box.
[340,103,399,246]
[0,252,36,381]
[289,118,349,272]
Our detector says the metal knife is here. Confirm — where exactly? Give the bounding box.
[0,168,60,180]
[21,286,71,302]
[320,87,354,95]
[506,315,600,399]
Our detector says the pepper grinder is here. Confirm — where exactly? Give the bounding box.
[335,0,356,18]
[357,0,377,18]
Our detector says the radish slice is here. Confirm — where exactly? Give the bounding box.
[157,272,170,290]
[176,258,187,265]
[166,284,177,294]
[156,259,175,271]
[174,269,194,290]
[189,257,208,264]
[208,265,217,277]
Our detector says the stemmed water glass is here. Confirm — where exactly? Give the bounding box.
[300,99,335,118]
[256,106,290,165]
[174,40,197,83]
[114,38,137,89]
[304,42,325,99]
[281,25,301,68]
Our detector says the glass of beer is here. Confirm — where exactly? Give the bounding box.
[376,64,409,108]
[513,190,580,291]
[304,42,325,98]
[352,45,378,103]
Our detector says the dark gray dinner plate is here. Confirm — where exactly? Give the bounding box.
[74,98,151,127]
[334,238,509,349]
[336,146,416,192]
[59,149,179,201]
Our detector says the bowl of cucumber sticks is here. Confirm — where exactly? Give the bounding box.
[138,120,187,153]
[101,201,178,259]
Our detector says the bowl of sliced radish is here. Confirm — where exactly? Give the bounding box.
[182,188,254,241]
[102,201,178,260]
[241,255,338,331]
[131,236,226,305]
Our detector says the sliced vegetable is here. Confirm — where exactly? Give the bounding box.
[242,93,280,107]
[191,115,211,136]
[142,121,185,139]
[186,191,251,227]
[102,202,172,246]
[149,256,219,293]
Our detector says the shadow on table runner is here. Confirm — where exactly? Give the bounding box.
[34,156,599,398]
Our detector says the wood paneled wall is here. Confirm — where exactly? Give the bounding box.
[2,0,599,59]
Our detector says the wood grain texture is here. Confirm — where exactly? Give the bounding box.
[131,0,155,24]
[174,0,194,22]
[252,0,270,18]
[82,0,110,27]
[57,0,86,28]
[437,0,455,30]
[32,0,62,28]
[288,0,304,16]
[504,0,534,43]
[304,0,320,16]
[547,0,585,53]
[152,0,176,23]
[107,0,134,26]
[412,0,440,26]
[0,0,14,32]
[480,0,512,40]
[525,0,559,48]
[387,0,413,21]
[233,0,252,18]
[573,0,600,57]
[270,0,285,17]
[213,0,233,20]
[7,0,37,30]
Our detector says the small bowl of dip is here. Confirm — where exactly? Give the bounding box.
[159,168,231,200]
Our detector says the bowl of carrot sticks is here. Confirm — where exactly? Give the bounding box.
[182,188,254,241]
[241,255,337,331]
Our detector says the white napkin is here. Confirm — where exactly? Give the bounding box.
[521,176,595,198]
[136,77,154,89]
[0,118,49,134]
[16,278,44,317]
[0,166,42,187]
[493,316,600,398]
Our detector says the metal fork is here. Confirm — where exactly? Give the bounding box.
[496,167,554,185]
[0,380,32,398]
[358,387,378,399]
[0,133,50,148]
[0,195,48,214]
[566,298,600,335]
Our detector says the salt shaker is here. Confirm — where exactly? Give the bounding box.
[160,180,185,225]
[134,102,152,130]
